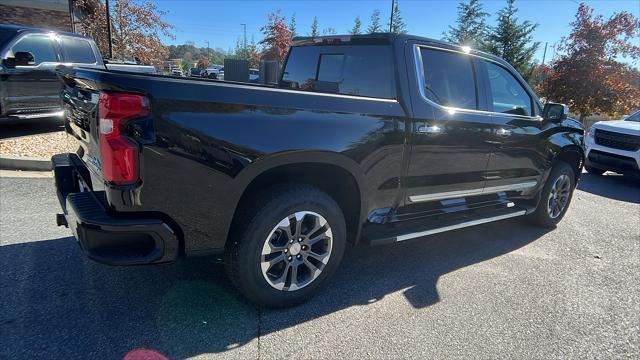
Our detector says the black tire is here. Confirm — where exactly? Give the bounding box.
[585,165,605,175]
[225,184,346,308]
[527,161,576,228]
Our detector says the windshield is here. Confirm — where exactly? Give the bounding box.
[625,110,640,122]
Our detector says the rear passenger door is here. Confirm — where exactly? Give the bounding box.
[400,45,495,217]
[475,58,546,194]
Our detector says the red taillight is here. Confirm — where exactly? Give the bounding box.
[98,91,149,185]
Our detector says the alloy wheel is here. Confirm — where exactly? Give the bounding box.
[260,211,333,291]
[547,174,571,218]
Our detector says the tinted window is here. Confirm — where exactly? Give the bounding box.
[282,45,395,99]
[6,34,57,64]
[420,48,477,110]
[484,61,532,117]
[0,29,15,49]
[626,110,640,122]
[60,36,96,64]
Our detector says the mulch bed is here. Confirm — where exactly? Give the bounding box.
[0,131,77,159]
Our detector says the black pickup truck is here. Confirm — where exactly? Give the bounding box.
[53,34,584,307]
[0,24,156,122]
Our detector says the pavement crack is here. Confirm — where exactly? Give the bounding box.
[256,307,262,360]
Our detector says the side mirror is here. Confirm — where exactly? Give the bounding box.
[543,102,568,122]
[5,51,35,67]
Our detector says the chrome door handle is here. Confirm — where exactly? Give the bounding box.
[496,128,512,137]
[418,125,443,134]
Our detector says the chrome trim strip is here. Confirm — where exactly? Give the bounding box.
[410,188,483,203]
[412,44,543,121]
[408,181,537,203]
[396,210,526,242]
[482,181,538,194]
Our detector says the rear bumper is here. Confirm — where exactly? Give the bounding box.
[52,153,179,265]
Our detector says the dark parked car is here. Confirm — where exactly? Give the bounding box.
[0,24,155,122]
[53,34,584,307]
[189,67,202,77]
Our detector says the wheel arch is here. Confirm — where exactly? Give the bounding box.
[228,151,368,248]
[554,145,584,182]
[546,129,585,183]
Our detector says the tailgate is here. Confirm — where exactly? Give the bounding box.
[58,66,152,188]
[61,81,103,180]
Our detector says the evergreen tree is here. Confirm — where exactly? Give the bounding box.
[486,0,540,79]
[310,16,319,37]
[367,9,382,33]
[388,1,407,34]
[443,0,489,50]
[289,13,297,37]
[350,16,362,35]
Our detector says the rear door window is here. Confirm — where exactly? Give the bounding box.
[282,45,395,99]
[5,34,58,64]
[60,36,97,64]
[420,48,477,110]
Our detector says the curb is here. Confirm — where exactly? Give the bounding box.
[0,155,51,171]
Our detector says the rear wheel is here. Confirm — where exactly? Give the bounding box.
[528,162,576,228]
[585,165,605,175]
[225,184,346,308]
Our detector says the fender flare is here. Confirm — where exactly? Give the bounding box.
[229,150,370,239]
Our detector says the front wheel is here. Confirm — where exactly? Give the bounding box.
[225,184,346,308]
[527,162,576,228]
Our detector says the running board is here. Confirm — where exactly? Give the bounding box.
[366,207,529,246]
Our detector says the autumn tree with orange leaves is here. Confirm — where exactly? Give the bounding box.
[75,0,174,64]
[196,56,211,69]
[259,10,292,64]
[537,4,639,121]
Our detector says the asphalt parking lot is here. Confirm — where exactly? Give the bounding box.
[0,172,638,359]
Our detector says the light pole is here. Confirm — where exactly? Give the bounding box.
[389,0,395,33]
[68,0,75,32]
[105,0,113,59]
[241,23,247,60]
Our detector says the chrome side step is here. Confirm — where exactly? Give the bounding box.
[395,210,526,242]
[366,207,529,246]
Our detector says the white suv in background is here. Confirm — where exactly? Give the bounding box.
[584,110,640,177]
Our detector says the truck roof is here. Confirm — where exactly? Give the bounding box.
[0,24,91,40]
[291,33,507,67]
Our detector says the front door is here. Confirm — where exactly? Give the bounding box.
[475,59,546,194]
[2,33,61,116]
[400,45,495,218]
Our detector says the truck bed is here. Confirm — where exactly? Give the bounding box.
[57,65,406,256]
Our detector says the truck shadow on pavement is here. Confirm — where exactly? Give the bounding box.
[577,172,640,203]
[0,117,64,140]
[0,220,550,359]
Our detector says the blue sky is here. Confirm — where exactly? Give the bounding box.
[155,0,639,63]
